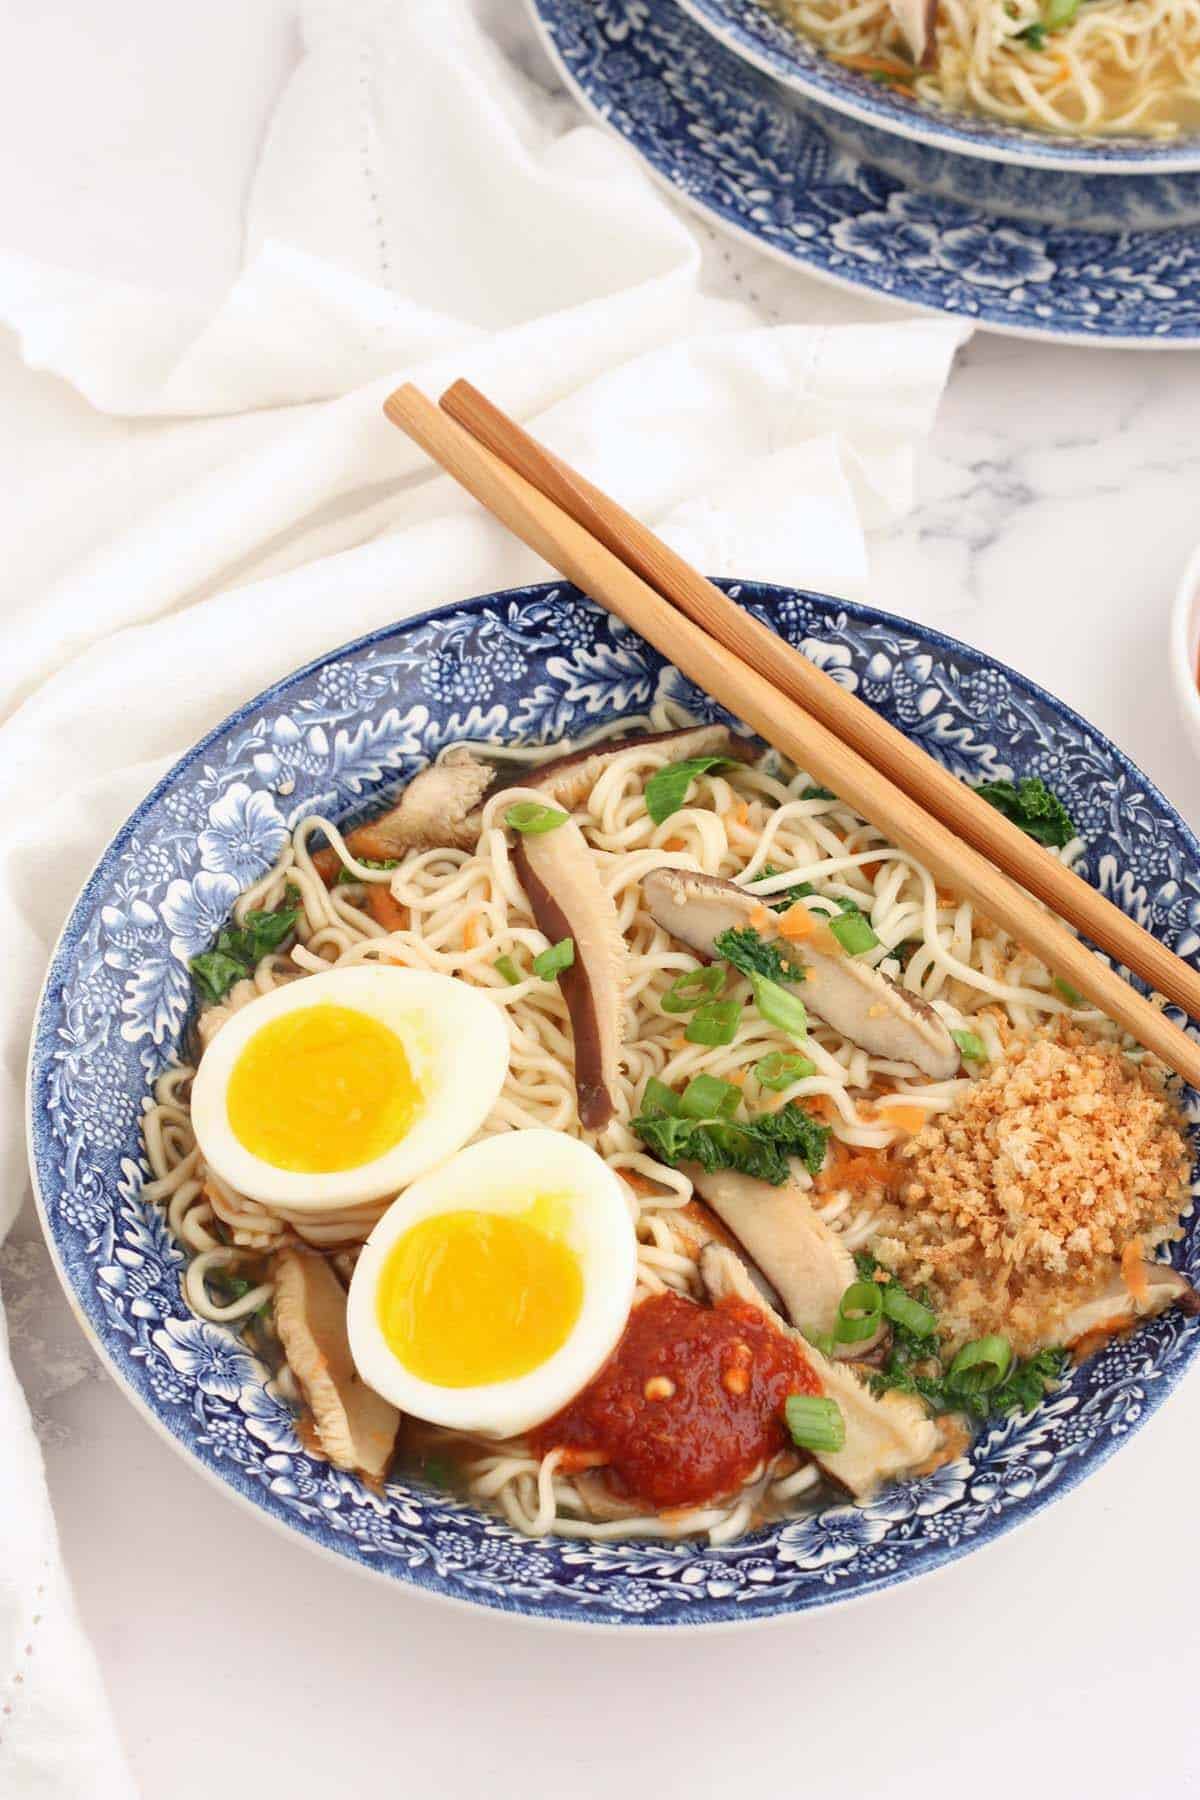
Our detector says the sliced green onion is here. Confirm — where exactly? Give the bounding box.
[952,1028,986,1062]
[753,1050,816,1091]
[801,785,836,802]
[829,910,880,956]
[834,1279,885,1345]
[881,1286,938,1339]
[1053,976,1083,1005]
[494,954,524,986]
[680,1074,742,1120]
[641,1077,682,1118]
[504,801,569,835]
[661,964,726,1014]
[748,972,808,1041]
[947,1334,1012,1395]
[804,1330,836,1358]
[684,999,743,1047]
[532,937,575,980]
[785,1394,845,1453]
[1043,0,1080,26]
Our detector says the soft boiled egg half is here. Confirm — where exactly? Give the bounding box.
[347,1130,638,1438]
[190,966,510,1210]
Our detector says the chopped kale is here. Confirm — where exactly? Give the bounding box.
[714,926,806,986]
[190,901,301,1003]
[975,776,1077,849]
[857,1250,1067,1421]
[632,1098,830,1186]
[644,755,737,825]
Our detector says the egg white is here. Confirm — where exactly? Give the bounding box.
[190,965,510,1209]
[346,1129,638,1438]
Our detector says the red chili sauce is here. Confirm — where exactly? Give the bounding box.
[531,1290,821,1511]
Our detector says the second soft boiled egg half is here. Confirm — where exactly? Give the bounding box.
[190,965,510,1210]
[347,1131,638,1438]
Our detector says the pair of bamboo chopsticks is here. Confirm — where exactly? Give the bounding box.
[383,379,1200,1090]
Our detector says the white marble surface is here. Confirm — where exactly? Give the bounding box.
[3,3,1200,1797]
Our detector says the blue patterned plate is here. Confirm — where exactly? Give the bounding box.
[27,581,1200,1627]
[529,0,1200,344]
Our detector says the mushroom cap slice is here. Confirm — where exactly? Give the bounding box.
[312,748,495,884]
[642,867,960,1081]
[273,1248,401,1479]
[508,726,752,1131]
[514,820,627,1130]
[699,1243,940,1498]
[686,1164,855,1337]
[1055,1260,1200,1348]
[359,747,495,855]
[525,723,755,814]
[888,0,938,65]
[672,1198,784,1310]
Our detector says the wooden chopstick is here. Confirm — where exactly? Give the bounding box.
[382,382,1200,1090]
[440,378,1200,1030]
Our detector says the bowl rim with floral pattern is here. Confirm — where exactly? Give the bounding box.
[25,579,1200,1629]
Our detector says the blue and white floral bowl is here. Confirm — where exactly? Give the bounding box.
[675,0,1200,193]
[27,581,1200,1627]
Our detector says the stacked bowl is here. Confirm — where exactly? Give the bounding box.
[674,0,1200,230]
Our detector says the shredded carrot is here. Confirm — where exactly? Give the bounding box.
[805,1093,836,1121]
[312,846,339,886]
[733,800,750,827]
[365,888,408,933]
[879,1103,927,1137]
[836,50,914,80]
[462,912,481,950]
[860,859,881,882]
[726,1067,747,1087]
[313,824,398,888]
[1121,1240,1149,1306]
[935,885,958,907]
[672,1034,689,1051]
[749,903,771,930]
[778,902,815,941]
[663,836,687,852]
[816,1141,895,1193]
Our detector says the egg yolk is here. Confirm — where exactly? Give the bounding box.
[377,1209,583,1388]
[227,1003,420,1174]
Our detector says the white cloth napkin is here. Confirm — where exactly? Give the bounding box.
[0,1,966,1791]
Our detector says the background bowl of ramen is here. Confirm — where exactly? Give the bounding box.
[674,0,1200,226]
[27,580,1200,1628]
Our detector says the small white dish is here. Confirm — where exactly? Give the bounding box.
[1170,541,1200,761]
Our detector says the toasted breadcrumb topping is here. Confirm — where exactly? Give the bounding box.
[874,1024,1192,1355]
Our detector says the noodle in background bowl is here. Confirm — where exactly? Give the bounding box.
[674,0,1200,227]
[26,580,1200,1628]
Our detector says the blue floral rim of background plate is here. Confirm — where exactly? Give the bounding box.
[673,0,1200,172]
[529,0,1200,345]
[27,580,1200,1628]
